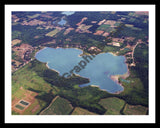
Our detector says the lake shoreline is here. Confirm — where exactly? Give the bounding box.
[35,46,129,94]
[109,64,130,94]
[45,62,60,74]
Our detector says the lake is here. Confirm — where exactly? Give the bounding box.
[35,47,128,93]
[61,11,75,16]
[58,18,67,25]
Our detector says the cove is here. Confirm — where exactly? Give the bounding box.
[35,47,128,93]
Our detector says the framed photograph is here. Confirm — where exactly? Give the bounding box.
[5,4,155,123]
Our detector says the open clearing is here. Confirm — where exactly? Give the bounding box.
[12,39,22,46]
[71,107,97,115]
[40,96,73,115]
[122,104,148,115]
[99,97,125,115]
[45,28,61,37]
[12,61,53,115]
[12,87,39,114]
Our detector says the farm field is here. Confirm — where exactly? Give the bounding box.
[45,28,61,37]
[122,104,148,115]
[71,107,97,115]
[99,97,125,115]
[40,96,73,115]
[12,61,54,115]
[12,39,22,46]
[12,86,44,115]
[12,61,53,95]
[97,24,113,33]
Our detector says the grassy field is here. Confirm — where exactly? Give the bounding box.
[122,104,148,115]
[40,96,73,115]
[118,72,148,106]
[71,107,97,115]
[45,28,61,37]
[97,24,112,32]
[103,46,119,53]
[12,87,47,115]
[12,60,54,115]
[27,14,40,19]
[12,62,53,95]
[99,97,125,115]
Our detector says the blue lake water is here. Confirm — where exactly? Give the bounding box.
[61,11,75,16]
[35,47,128,93]
[58,18,67,25]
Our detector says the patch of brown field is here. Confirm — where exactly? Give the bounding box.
[12,59,22,68]
[123,104,148,115]
[40,14,52,19]
[43,39,56,45]
[93,30,104,35]
[12,97,20,108]
[34,35,40,39]
[135,11,148,15]
[98,19,106,25]
[12,43,34,60]
[104,20,116,27]
[102,32,109,37]
[76,17,87,26]
[31,104,40,113]
[112,38,124,43]
[63,27,74,35]
[21,19,46,26]
[12,87,38,114]
[12,39,22,46]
